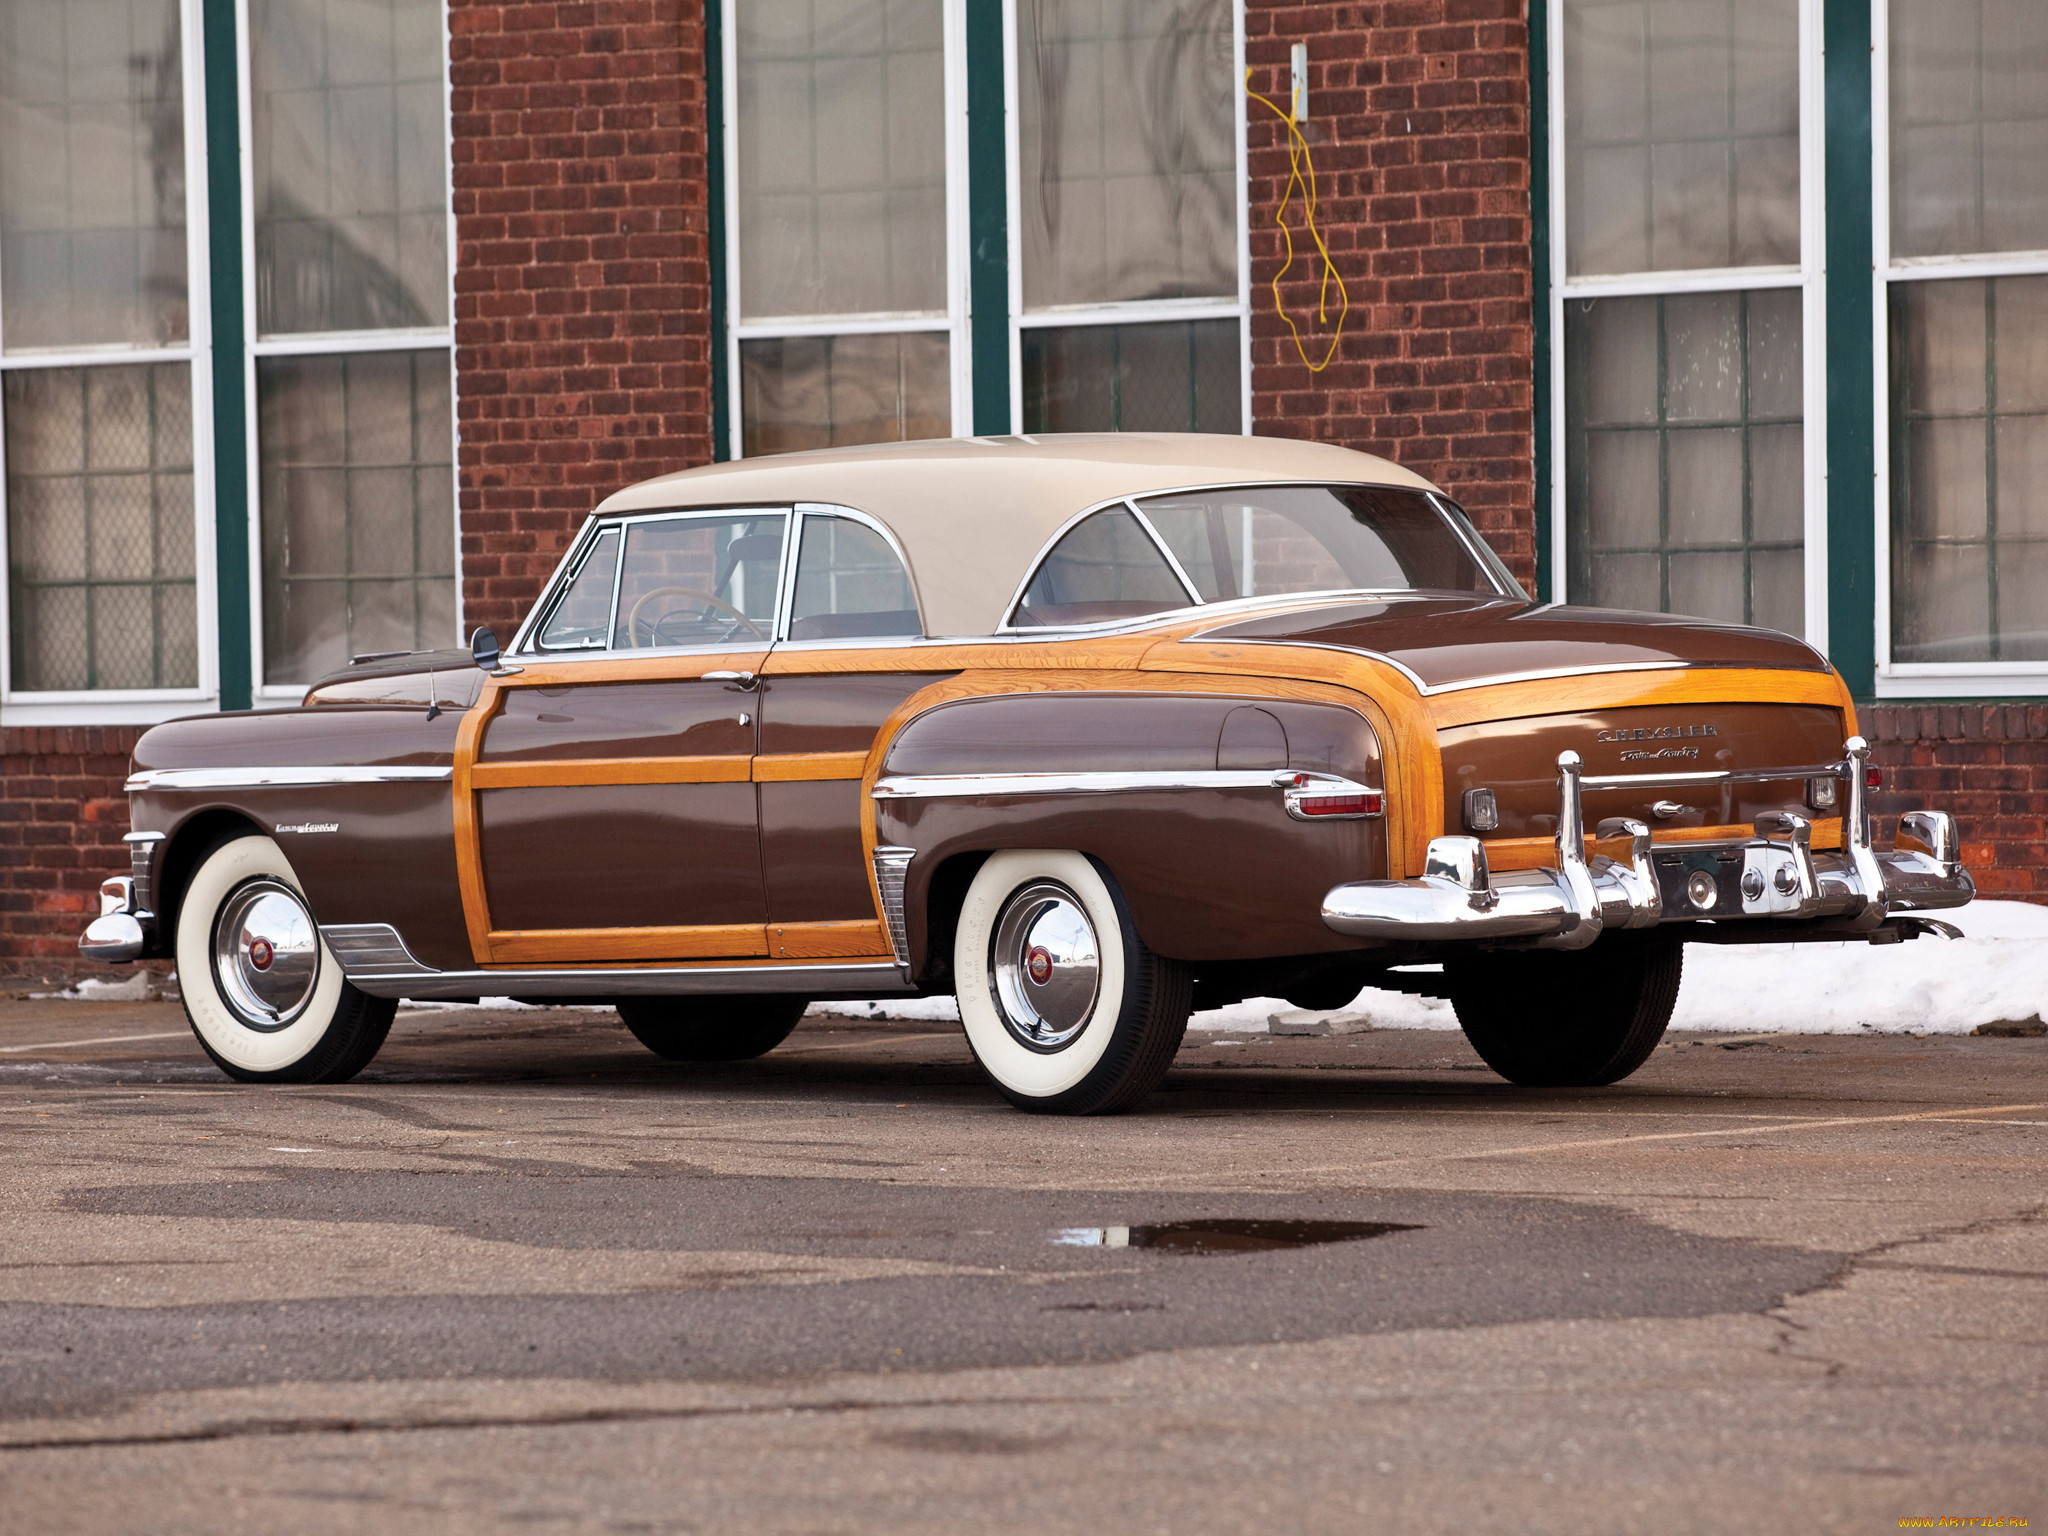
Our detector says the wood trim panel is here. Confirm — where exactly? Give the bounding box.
[1423,667,1855,731]
[1140,641,1439,875]
[471,755,752,790]
[486,924,771,965]
[1482,818,1847,873]
[768,920,893,958]
[752,751,869,782]
[451,679,504,962]
[855,666,1409,936]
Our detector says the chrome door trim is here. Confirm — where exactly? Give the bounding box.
[871,767,1374,800]
[126,765,455,792]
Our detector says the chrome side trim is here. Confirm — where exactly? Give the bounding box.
[320,923,438,978]
[872,847,915,967]
[125,765,454,792]
[873,768,1342,800]
[344,961,916,1001]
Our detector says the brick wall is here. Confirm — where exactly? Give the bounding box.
[1868,705,2048,902]
[448,0,714,640]
[1245,0,1537,588]
[0,729,142,982]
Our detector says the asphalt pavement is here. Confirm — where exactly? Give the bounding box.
[0,993,2041,1534]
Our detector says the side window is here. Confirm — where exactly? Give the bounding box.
[1011,508,1195,628]
[535,527,620,650]
[788,516,921,640]
[612,513,788,649]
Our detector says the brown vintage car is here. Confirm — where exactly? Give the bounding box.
[81,435,1974,1112]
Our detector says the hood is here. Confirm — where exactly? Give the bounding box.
[1192,596,1832,694]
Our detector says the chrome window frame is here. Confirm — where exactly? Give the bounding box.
[529,524,623,653]
[998,480,1520,635]
[772,503,927,646]
[510,505,793,660]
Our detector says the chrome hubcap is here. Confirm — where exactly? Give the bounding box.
[212,879,319,1030]
[990,881,1100,1052]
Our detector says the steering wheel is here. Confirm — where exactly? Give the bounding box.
[624,585,767,647]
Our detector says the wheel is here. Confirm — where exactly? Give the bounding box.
[1446,935,1682,1087]
[953,850,1192,1114]
[615,995,809,1060]
[175,832,396,1084]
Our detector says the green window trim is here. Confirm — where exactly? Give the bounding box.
[204,0,252,710]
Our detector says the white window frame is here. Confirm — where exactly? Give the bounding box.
[1002,0,1252,434]
[1871,0,2048,698]
[1544,0,1828,653]
[720,0,974,459]
[238,0,463,703]
[0,0,220,726]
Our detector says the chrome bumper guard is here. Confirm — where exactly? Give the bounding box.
[1321,735,1974,949]
[78,875,151,963]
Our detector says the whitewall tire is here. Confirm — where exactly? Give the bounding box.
[953,850,1191,1114]
[175,832,396,1083]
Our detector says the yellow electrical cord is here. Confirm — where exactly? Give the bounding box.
[1245,67,1350,373]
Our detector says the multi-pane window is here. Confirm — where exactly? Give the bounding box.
[730,0,956,457]
[248,0,454,688]
[1565,289,1805,630]
[722,0,1249,454]
[256,350,454,681]
[1884,1,2048,673]
[1562,0,1799,275]
[1555,0,1813,639]
[1015,0,1244,433]
[1,0,203,699]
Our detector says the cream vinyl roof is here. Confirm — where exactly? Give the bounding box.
[593,433,1439,639]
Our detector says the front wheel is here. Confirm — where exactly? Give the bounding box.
[615,995,809,1060]
[1445,936,1682,1087]
[954,851,1192,1114]
[175,832,396,1083]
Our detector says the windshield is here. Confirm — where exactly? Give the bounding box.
[1011,485,1518,628]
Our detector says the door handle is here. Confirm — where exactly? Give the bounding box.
[704,670,759,691]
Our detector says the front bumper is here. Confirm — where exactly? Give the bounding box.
[1322,735,1973,949]
[77,832,163,964]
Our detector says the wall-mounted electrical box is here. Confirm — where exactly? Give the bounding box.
[1291,42,1308,121]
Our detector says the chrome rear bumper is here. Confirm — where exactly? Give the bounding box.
[1322,736,1973,948]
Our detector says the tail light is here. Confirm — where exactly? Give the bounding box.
[1865,764,1882,791]
[1807,775,1839,812]
[1294,791,1383,818]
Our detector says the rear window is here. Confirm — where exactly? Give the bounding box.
[1007,484,1516,629]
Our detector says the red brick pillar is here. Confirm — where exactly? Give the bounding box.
[447,0,717,638]
[1244,0,1537,590]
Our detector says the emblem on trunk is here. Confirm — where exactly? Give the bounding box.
[1594,723,1717,743]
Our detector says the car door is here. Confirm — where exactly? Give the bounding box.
[456,509,789,966]
[755,507,951,960]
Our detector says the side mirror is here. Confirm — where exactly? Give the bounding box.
[470,626,500,672]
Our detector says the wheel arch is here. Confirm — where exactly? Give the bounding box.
[153,808,268,950]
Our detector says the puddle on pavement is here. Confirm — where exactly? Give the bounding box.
[1051,1218,1421,1254]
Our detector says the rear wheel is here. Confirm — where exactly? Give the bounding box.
[1446,936,1681,1087]
[954,850,1191,1114]
[615,995,809,1060]
[175,832,396,1084]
